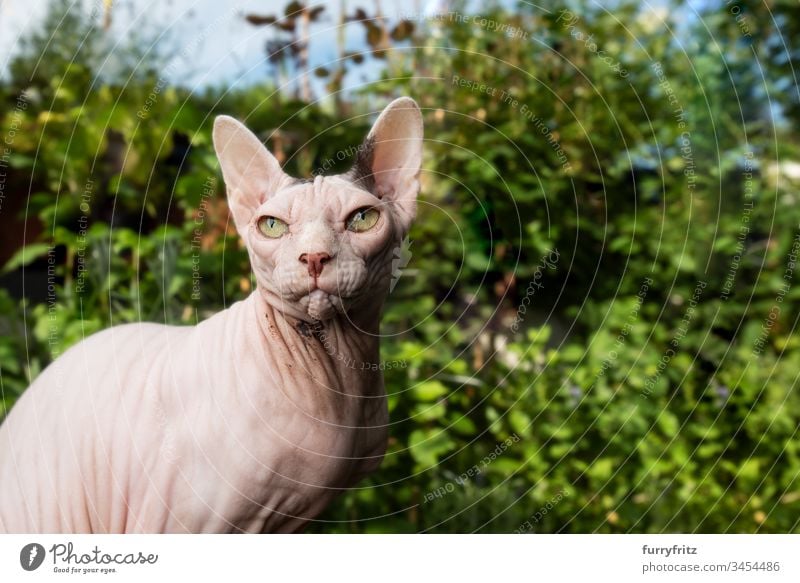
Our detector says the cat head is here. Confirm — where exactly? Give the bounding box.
[213,98,423,323]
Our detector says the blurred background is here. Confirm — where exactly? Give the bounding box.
[1,0,799,533]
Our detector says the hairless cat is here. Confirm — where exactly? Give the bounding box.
[0,97,423,533]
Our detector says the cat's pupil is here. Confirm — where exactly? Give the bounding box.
[267,218,275,228]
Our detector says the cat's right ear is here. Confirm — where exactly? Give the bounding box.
[349,98,423,231]
[213,116,287,236]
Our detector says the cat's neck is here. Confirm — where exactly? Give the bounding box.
[254,285,384,333]
[249,290,382,386]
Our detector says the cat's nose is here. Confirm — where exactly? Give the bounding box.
[299,252,332,278]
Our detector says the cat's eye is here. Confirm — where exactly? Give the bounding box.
[257,216,289,238]
[346,207,380,233]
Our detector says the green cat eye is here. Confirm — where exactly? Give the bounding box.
[257,216,289,238]
[346,207,380,233]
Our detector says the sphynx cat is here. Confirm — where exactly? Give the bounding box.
[0,97,423,533]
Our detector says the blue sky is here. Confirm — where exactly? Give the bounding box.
[0,0,683,96]
[0,0,449,91]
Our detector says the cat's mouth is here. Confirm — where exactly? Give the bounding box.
[275,272,363,320]
[305,289,339,320]
[307,278,358,300]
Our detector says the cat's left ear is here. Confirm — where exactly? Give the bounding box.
[213,115,288,237]
[352,97,423,230]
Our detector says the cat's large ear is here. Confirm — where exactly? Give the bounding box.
[351,97,423,229]
[213,115,287,236]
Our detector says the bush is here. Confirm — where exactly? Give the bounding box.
[1,0,799,532]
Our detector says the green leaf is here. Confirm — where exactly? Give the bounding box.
[412,380,449,401]
[2,243,52,273]
[408,428,457,467]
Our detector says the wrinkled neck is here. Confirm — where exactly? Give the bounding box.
[250,291,381,377]
[255,285,384,335]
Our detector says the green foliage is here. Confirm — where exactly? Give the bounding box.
[1,0,799,533]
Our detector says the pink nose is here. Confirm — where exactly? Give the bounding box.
[299,252,331,278]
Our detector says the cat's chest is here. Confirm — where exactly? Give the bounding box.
[170,304,388,529]
[201,377,386,529]
[208,345,386,474]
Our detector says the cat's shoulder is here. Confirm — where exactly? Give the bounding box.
[70,320,191,354]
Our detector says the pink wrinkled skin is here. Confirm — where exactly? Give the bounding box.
[0,98,423,533]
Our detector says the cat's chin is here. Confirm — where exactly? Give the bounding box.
[306,289,338,321]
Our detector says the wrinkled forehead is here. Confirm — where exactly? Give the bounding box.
[265,175,378,220]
